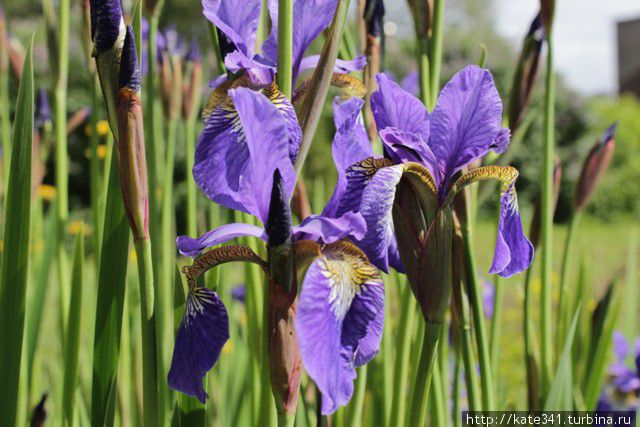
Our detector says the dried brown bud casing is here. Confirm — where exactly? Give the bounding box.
[161,54,184,121]
[182,60,202,120]
[116,89,149,241]
[574,135,615,212]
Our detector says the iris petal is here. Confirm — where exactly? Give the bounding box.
[177,222,267,257]
[429,65,510,185]
[296,242,384,414]
[168,288,230,403]
[378,127,437,179]
[371,73,430,142]
[201,0,261,57]
[293,212,366,244]
[324,97,373,217]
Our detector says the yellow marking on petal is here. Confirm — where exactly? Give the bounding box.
[293,73,366,106]
[37,184,57,201]
[402,162,438,199]
[446,165,519,207]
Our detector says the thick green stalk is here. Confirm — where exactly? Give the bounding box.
[134,238,160,427]
[62,234,83,426]
[540,34,556,393]
[158,117,177,422]
[55,0,70,333]
[90,77,103,259]
[428,0,445,108]
[208,24,227,75]
[490,275,504,378]
[295,0,351,176]
[0,39,33,426]
[452,353,463,427]
[523,266,541,410]
[557,210,581,348]
[381,275,394,425]
[276,0,293,98]
[345,366,367,427]
[0,48,10,186]
[185,119,197,237]
[388,284,417,427]
[407,321,442,427]
[461,192,495,410]
[455,274,481,412]
[414,27,430,108]
[429,359,447,427]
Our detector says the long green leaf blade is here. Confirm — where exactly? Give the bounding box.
[0,36,34,426]
[63,233,84,425]
[90,151,131,427]
[544,307,580,411]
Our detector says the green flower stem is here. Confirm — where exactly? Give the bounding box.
[429,357,447,427]
[90,76,103,259]
[276,0,293,98]
[295,0,351,177]
[523,265,541,410]
[428,0,445,108]
[490,275,504,377]
[208,24,227,75]
[381,275,394,425]
[345,366,367,427]
[461,193,495,410]
[415,34,430,108]
[158,117,178,421]
[557,210,581,348]
[134,238,160,427]
[55,0,70,335]
[388,282,417,427]
[407,321,442,427]
[0,45,10,187]
[455,273,481,412]
[185,118,197,237]
[540,33,556,393]
[452,353,463,427]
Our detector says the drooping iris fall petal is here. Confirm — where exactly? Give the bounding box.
[296,242,384,414]
[201,0,261,57]
[294,212,366,244]
[168,288,230,403]
[177,222,267,257]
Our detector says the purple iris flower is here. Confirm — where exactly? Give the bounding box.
[35,89,52,129]
[202,0,365,89]
[325,65,534,277]
[169,88,383,414]
[608,332,640,394]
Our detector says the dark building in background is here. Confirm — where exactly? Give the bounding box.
[617,17,640,96]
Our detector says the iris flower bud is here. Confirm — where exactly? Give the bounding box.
[80,0,95,73]
[540,0,554,33]
[508,14,544,132]
[159,29,184,121]
[116,26,149,241]
[574,123,617,212]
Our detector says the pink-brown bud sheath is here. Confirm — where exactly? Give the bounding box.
[574,123,616,212]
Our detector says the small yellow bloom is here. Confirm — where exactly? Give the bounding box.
[37,184,57,201]
[97,144,108,159]
[96,120,110,137]
[222,340,233,355]
[129,248,137,264]
[0,240,3,252]
[67,221,90,235]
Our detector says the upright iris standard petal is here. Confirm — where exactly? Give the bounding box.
[323,98,373,217]
[223,51,275,85]
[263,0,339,84]
[177,222,267,257]
[298,55,367,75]
[370,73,430,141]
[201,0,261,57]
[429,65,509,185]
[489,182,534,277]
[194,86,297,224]
[168,288,230,403]
[296,242,384,414]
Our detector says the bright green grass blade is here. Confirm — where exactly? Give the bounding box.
[544,307,580,411]
[63,233,84,425]
[623,228,638,339]
[0,37,33,426]
[90,151,131,427]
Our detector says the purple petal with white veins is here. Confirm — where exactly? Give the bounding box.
[296,249,384,414]
[371,73,430,142]
[323,97,373,217]
[193,88,295,223]
[429,65,510,185]
[489,183,533,277]
[168,288,229,403]
[299,55,367,75]
[263,0,339,85]
[378,127,437,178]
[177,223,267,257]
[337,163,404,273]
[202,0,261,57]
[294,212,366,244]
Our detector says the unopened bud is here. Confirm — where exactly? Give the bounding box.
[407,0,432,38]
[540,0,554,33]
[35,89,53,130]
[574,123,617,212]
[267,169,294,291]
[508,14,544,131]
[159,32,184,120]
[116,26,149,241]
[182,39,202,120]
